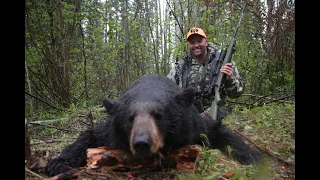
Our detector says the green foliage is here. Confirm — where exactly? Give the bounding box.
[25,0,295,147]
[175,174,199,180]
[194,147,259,179]
[225,145,234,158]
[69,101,88,112]
[172,41,187,61]
[193,102,294,179]
[226,102,295,160]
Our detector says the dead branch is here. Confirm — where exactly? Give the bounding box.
[243,92,295,105]
[43,169,81,180]
[25,167,43,179]
[28,122,81,133]
[234,130,294,166]
[82,171,118,180]
[25,91,71,113]
[31,139,62,145]
[227,91,295,109]
[262,92,295,105]
[25,119,31,161]
[28,118,68,128]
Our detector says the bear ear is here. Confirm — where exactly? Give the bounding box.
[103,98,119,114]
[174,87,195,107]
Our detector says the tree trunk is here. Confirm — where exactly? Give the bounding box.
[25,55,33,114]
[145,0,159,74]
[155,0,160,74]
[25,119,31,162]
[124,0,130,88]
[55,0,71,107]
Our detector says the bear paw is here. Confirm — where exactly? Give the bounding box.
[45,158,73,177]
[235,150,263,165]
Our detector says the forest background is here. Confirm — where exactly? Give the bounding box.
[25,0,295,115]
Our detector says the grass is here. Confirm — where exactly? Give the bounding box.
[225,103,295,162]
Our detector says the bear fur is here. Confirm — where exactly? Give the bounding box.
[46,74,262,176]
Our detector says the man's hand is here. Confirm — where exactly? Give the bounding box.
[220,63,233,79]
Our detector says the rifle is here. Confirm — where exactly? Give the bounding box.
[208,2,246,121]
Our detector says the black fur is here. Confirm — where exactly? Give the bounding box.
[46,74,262,176]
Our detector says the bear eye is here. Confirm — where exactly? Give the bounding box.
[128,114,135,123]
[151,110,163,120]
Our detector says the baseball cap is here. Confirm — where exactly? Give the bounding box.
[186,27,207,40]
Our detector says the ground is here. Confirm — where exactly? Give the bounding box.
[25,102,295,180]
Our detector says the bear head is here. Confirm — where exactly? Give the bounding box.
[102,85,197,158]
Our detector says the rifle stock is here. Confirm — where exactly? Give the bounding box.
[208,3,246,121]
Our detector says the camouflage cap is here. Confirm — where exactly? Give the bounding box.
[186,27,207,41]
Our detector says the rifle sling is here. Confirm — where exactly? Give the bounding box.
[209,50,225,94]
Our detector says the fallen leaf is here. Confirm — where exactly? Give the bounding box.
[223,170,235,178]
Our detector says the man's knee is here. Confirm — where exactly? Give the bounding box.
[217,107,226,121]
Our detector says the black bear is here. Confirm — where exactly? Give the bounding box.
[46,74,262,176]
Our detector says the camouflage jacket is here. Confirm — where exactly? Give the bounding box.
[167,42,244,111]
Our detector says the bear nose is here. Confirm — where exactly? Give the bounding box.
[133,134,151,154]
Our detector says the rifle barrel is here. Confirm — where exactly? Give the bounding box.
[208,2,246,121]
[233,2,246,38]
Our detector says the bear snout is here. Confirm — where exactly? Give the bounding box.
[130,114,164,156]
[133,133,152,155]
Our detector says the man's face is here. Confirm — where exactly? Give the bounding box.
[187,35,208,57]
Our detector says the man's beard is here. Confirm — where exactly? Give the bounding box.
[190,46,206,58]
